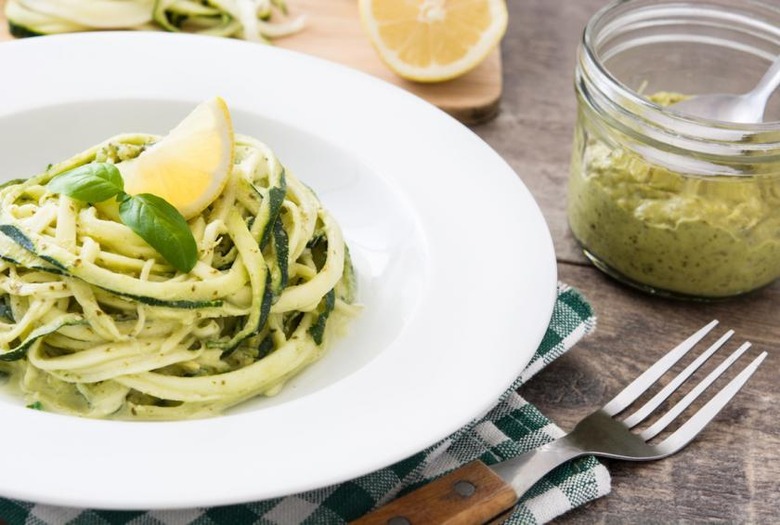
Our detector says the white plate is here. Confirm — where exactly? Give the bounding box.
[0,32,557,509]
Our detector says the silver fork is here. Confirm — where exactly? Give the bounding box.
[353,320,767,525]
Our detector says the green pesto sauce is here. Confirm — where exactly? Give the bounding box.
[568,94,780,298]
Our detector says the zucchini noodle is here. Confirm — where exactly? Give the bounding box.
[0,132,358,419]
[5,0,304,42]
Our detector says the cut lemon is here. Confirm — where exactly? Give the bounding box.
[118,97,234,220]
[358,0,508,83]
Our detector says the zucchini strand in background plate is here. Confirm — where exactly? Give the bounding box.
[0,108,358,420]
[4,0,305,42]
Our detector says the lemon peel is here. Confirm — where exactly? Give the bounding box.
[118,97,234,220]
[359,0,508,83]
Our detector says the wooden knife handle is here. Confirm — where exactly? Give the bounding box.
[350,460,518,525]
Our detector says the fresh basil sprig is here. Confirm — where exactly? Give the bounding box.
[48,163,198,273]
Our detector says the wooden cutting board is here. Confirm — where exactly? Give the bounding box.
[0,0,502,124]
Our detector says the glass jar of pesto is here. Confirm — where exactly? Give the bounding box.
[569,0,780,299]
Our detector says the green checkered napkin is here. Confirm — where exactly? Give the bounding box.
[0,282,610,525]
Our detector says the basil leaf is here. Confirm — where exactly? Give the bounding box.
[48,163,124,202]
[47,164,198,272]
[119,193,198,273]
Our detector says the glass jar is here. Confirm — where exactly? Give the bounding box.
[568,0,780,299]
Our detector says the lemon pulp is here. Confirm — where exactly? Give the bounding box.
[118,97,234,220]
[359,0,508,82]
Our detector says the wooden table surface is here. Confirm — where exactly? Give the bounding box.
[0,0,777,522]
[486,1,780,523]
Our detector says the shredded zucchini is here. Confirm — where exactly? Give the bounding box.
[4,0,304,42]
[0,129,358,420]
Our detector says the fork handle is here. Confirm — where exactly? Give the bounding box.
[489,433,585,497]
[351,436,584,524]
[350,460,518,525]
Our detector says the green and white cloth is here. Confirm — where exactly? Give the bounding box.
[0,282,610,525]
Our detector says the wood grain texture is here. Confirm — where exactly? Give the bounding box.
[1,0,778,522]
[523,264,780,524]
[351,461,518,525]
[0,0,502,124]
[284,1,502,124]
[472,0,780,522]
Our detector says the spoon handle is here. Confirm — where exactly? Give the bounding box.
[750,55,780,100]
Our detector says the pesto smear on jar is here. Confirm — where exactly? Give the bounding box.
[568,93,780,298]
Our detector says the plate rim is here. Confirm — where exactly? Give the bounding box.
[0,31,558,509]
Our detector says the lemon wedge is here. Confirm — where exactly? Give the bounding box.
[358,0,508,83]
[118,97,234,220]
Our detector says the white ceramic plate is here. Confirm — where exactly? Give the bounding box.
[0,32,557,509]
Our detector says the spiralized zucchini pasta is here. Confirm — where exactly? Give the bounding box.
[0,130,358,419]
[5,0,305,43]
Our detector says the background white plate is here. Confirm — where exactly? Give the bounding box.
[0,32,557,509]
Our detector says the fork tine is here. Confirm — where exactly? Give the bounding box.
[603,320,719,416]
[640,342,751,440]
[654,351,766,455]
[622,330,734,429]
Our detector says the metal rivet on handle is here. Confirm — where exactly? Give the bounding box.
[454,480,477,497]
[387,517,411,525]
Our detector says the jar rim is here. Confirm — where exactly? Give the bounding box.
[580,0,780,155]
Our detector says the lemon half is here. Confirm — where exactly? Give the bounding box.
[118,97,234,220]
[359,0,508,83]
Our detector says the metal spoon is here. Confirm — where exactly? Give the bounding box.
[671,55,780,123]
